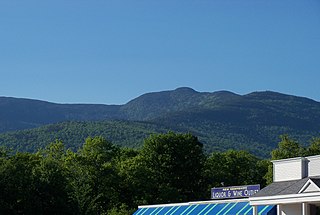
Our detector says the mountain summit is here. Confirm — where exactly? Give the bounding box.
[1,88,320,157]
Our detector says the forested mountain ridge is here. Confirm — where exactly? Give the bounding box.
[3,88,319,132]
[0,88,244,132]
[1,88,320,158]
[121,87,244,120]
[0,96,121,132]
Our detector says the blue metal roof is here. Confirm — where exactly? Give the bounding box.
[133,201,276,215]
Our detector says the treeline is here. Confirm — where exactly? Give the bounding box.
[1,132,320,214]
[0,121,170,153]
[0,120,292,158]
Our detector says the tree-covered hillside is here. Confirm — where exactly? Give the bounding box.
[2,88,320,133]
[0,96,121,133]
[1,88,320,157]
[0,119,318,158]
[0,121,172,152]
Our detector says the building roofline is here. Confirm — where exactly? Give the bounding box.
[250,191,320,205]
[306,155,320,160]
[271,156,305,164]
[138,198,249,208]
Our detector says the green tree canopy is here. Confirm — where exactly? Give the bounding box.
[68,137,121,214]
[204,150,268,193]
[307,138,320,156]
[140,132,205,203]
[271,134,306,160]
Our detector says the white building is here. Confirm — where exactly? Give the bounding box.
[250,155,320,215]
[133,155,320,215]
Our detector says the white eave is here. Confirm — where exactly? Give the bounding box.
[271,156,305,164]
[298,178,320,194]
[138,198,249,208]
[250,192,320,206]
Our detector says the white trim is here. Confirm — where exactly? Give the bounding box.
[272,157,305,164]
[138,202,189,208]
[250,192,320,205]
[138,198,249,208]
[298,179,320,193]
[277,205,281,215]
[188,198,248,205]
[306,155,320,160]
[302,202,308,215]
[252,205,257,215]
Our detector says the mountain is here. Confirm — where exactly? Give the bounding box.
[0,97,121,132]
[1,88,320,158]
[121,87,243,120]
[0,87,248,132]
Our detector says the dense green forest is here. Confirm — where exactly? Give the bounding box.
[0,120,275,158]
[0,119,318,159]
[0,121,171,153]
[1,132,320,214]
[1,89,320,158]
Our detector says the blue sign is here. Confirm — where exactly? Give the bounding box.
[211,184,260,199]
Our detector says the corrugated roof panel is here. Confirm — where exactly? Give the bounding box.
[224,202,248,214]
[258,205,276,215]
[170,205,190,214]
[185,204,212,214]
[155,206,170,214]
[205,203,229,214]
[133,202,276,215]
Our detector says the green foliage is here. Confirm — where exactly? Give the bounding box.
[0,119,313,159]
[204,150,268,192]
[2,89,320,159]
[68,137,121,214]
[107,204,134,215]
[2,132,320,214]
[116,153,152,207]
[271,135,306,160]
[307,138,320,155]
[266,135,320,184]
[0,120,171,153]
[0,151,75,214]
[140,132,205,203]
[0,152,41,214]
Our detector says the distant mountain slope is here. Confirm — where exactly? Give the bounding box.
[121,87,243,120]
[0,97,121,132]
[0,88,245,132]
[0,120,172,152]
[1,88,320,158]
[0,117,317,158]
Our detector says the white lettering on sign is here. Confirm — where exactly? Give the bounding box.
[233,191,243,197]
[211,185,260,199]
[214,192,227,198]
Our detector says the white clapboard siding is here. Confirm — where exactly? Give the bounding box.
[307,155,320,177]
[272,157,306,182]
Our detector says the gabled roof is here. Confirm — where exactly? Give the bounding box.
[253,177,320,198]
[253,177,309,197]
[299,178,320,193]
[250,177,320,206]
[311,178,320,188]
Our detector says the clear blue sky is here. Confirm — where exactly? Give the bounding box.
[1,0,319,104]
